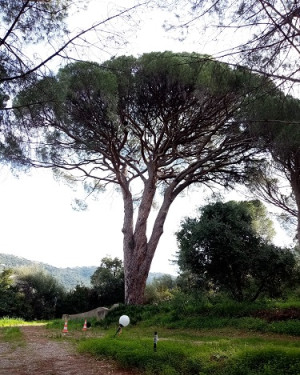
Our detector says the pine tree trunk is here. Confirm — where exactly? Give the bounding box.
[124,253,151,305]
[122,181,175,304]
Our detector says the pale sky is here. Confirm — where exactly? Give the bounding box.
[0,166,210,274]
[0,1,294,274]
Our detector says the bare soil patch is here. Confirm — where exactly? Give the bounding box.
[0,325,139,375]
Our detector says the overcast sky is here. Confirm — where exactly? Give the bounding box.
[0,166,212,274]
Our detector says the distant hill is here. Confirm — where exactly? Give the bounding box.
[0,253,175,290]
[0,253,97,290]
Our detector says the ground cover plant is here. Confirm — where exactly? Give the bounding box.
[0,317,27,327]
[0,326,24,344]
[77,325,300,375]
[65,298,300,375]
[0,317,47,327]
[2,299,300,375]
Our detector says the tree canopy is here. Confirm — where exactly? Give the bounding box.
[0,0,70,81]
[176,200,297,301]
[160,0,300,244]
[0,266,66,320]
[0,0,72,167]
[14,51,287,304]
[0,0,148,169]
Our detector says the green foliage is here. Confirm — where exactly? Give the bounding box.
[268,320,300,336]
[96,295,300,337]
[45,296,300,375]
[176,200,298,301]
[61,284,99,314]
[78,336,204,375]
[242,91,300,242]
[0,0,70,44]
[91,257,124,305]
[0,269,23,318]
[243,200,275,241]
[226,348,300,375]
[144,275,177,304]
[0,0,85,169]
[47,317,99,332]
[11,267,66,320]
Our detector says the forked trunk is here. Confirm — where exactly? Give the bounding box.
[124,250,151,304]
[122,183,175,304]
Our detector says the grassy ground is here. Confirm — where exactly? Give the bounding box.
[75,324,300,375]
[2,298,300,375]
[48,299,300,375]
[0,324,25,351]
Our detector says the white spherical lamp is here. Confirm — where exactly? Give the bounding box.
[119,315,130,327]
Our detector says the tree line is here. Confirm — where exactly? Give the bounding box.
[1,200,299,320]
[0,257,124,320]
[0,256,177,320]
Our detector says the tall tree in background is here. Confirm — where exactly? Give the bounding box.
[0,268,20,317]
[14,51,274,304]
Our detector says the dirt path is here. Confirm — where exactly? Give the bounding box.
[0,325,139,375]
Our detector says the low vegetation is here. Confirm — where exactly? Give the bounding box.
[1,295,300,374]
[0,322,25,349]
[77,333,299,375]
[0,317,27,327]
[1,242,299,374]
[45,296,300,375]
[0,326,23,342]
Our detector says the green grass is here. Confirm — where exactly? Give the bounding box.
[0,317,28,327]
[47,317,99,331]
[0,317,40,347]
[77,326,300,375]
[98,302,300,336]
[0,326,23,342]
[3,298,299,375]
[71,299,300,375]
[0,317,47,327]
[0,326,25,349]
